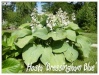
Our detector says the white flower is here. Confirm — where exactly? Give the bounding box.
[63,11,67,15]
[63,21,69,26]
[59,8,63,13]
[31,26,34,29]
[72,13,76,21]
[33,18,37,21]
[31,16,34,20]
[52,23,56,27]
[31,13,34,17]
[45,8,72,30]
[53,15,55,19]
[47,23,52,30]
[33,8,37,12]
[46,20,48,24]
[72,17,76,20]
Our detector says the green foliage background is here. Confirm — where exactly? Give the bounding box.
[2,2,97,32]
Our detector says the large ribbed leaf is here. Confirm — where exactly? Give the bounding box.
[40,47,56,66]
[64,47,78,62]
[48,29,67,40]
[66,29,76,41]
[68,22,79,30]
[76,35,91,57]
[15,35,33,48]
[22,44,43,66]
[11,29,32,38]
[40,47,65,66]
[53,54,66,65]
[18,23,30,29]
[52,41,69,53]
[2,58,21,73]
[33,27,49,40]
[40,47,53,65]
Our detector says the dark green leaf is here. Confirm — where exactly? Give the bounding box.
[2,58,21,73]
[7,36,16,47]
[52,41,69,53]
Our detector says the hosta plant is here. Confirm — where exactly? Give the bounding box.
[2,8,91,72]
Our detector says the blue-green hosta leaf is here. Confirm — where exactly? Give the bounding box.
[11,29,32,38]
[53,54,66,65]
[66,29,76,41]
[48,29,67,40]
[18,23,30,29]
[33,27,49,40]
[64,47,78,62]
[68,22,80,30]
[15,35,33,48]
[22,44,43,66]
[2,58,21,73]
[40,47,53,65]
[52,41,69,53]
[76,35,91,57]
[40,47,65,66]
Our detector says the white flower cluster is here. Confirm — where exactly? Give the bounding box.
[46,8,70,30]
[56,8,70,26]
[30,8,76,32]
[30,8,43,32]
[46,14,57,30]
[71,12,76,21]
